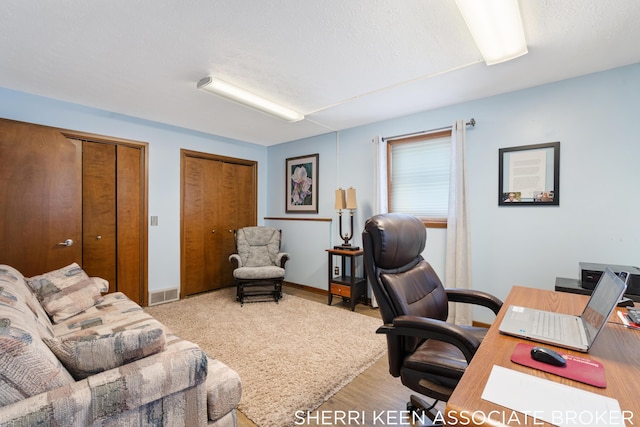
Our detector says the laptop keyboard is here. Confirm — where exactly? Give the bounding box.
[532,311,566,341]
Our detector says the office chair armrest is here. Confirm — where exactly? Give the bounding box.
[229,254,242,268]
[276,253,290,268]
[378,315,481,363]
[445,288,503,315]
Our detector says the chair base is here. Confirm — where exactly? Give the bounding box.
[236,279,283,306]
[406,395,444,427]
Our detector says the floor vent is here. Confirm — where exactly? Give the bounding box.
[148,288,179,306]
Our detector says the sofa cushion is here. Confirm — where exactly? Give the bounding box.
[45,321,166,380]
[0,339,209,425]
[27,263,108,322]
[0,265,75,407]
[0,318,75,407]
[53,292,157,336]
[0,265,54,339]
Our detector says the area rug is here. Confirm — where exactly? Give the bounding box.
[145,288,387,427]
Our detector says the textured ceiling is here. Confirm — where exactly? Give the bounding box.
[1,1,639,146]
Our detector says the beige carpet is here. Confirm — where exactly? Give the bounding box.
[145,287,387,427]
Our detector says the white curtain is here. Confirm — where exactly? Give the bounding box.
[445,119,473,326]
[369,136,388,308]
[374,136,388,216]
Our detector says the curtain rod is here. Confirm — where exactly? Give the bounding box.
[382,118,476,142]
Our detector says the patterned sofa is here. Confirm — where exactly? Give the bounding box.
[0,263,242,426]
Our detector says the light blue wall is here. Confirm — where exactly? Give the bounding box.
[2,63,638,321]
[268,63,640,323]
[0,88,268,297]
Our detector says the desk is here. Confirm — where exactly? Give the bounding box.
[445,286,640,426]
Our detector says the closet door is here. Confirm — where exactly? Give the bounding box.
[217,161,256,282]
[82,142,117,291]
[0,119,82,276]
[183,156,221,295]
[116,145,143,304]
[0,119,147,304]
[82,141,143,303]
[181,151,257,296]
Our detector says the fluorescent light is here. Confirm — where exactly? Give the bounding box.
[455,0,528,65]
[197,76,304,122]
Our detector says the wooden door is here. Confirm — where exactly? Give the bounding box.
[218,161,256,282]
[116,145,143,304]
[82,142,117,291]
[0,119,82,276]
[181,151,257,296]
[0,119,147,304]
[183,156,221,295]
[81,141,144,303]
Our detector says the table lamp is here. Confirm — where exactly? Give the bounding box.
[334,187,359,250]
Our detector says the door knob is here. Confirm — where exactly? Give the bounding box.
[57,239,74,247]
[212,230,215,234]
[96,235,102,240]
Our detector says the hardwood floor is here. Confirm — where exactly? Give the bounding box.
[236,285,441,427]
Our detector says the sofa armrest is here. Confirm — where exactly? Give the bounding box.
[0,341,208,426]
[206,357,242,423]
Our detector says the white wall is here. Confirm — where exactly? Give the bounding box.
[0,88,268,297]
[268,63,640,323]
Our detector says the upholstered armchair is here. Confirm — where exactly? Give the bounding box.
[229,226,290,306]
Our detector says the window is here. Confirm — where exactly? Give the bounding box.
[387,130,451,228]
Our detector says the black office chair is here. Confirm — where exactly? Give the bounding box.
[362,213,503,421]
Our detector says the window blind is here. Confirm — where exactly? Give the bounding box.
[389,135,450,218]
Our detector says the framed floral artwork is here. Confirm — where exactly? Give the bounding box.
[286,153,318,213]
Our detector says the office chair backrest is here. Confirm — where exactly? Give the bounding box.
[363,213,449,375]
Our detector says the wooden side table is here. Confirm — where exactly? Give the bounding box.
[326,248,367,311]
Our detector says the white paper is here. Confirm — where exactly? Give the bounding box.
[481,365,628,427]
[508,150,546,198]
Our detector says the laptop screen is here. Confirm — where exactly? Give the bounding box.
[581,268,627,343]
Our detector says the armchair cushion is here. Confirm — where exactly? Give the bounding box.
[236,227,281,267]
[233,266,285,280]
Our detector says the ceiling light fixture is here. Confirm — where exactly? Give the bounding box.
[455,0,528,65]
[197,76,304,122]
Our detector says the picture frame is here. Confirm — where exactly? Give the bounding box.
[498,142,560,206]
[286,153,319,213]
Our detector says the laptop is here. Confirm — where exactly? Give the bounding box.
[498,268,627,352]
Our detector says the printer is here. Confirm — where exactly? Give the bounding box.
[580,262,640,295]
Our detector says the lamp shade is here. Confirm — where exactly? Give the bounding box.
[346,187,357,210]
[335,188,346,210]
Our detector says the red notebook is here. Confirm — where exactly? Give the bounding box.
[510,343,606,388]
